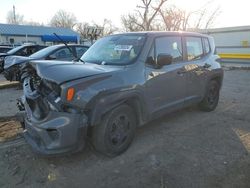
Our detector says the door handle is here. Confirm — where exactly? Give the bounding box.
[203,63,211,69]
[149,72,154,77]
[177,70,187,75]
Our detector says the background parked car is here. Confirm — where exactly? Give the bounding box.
[0,46,12,53]
[1,44,89,81]
[0,44,46,58]
[0,44,46,74]
[29,44,89,61]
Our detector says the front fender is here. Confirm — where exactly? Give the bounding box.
[87,89,147,126]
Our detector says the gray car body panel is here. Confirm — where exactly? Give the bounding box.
[12,31,223,155]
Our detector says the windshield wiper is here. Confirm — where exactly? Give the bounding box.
[53,33,85,64]
[73,57,85,63]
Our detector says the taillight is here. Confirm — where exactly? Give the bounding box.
[66,87,75,101]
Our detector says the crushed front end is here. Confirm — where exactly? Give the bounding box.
[18,63,88,155]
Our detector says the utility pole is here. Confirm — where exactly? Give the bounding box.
[13,5,16,24]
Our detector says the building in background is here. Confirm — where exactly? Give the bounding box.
[0,23,80,46]
[201,26,250,60]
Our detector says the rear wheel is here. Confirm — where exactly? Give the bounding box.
[91,104,136,157]
[199,80,220,112]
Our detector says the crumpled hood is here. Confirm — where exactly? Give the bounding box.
[4,56,36,69]
[30,60,123,84]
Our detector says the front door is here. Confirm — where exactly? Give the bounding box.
[145,36,187,117]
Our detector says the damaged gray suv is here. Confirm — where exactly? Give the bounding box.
[3,32,223,156]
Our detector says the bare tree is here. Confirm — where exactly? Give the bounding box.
[189,1,221,30]
[121,14,142,32]
[93,19,118,36]
[159,4,220,31]
[159,6,190,31]
[6,10,24,24]
[50,10,77,28]
[101,19,118,36]
[121,0,168,31]
[75,22,90,39]
[202,7,221,29]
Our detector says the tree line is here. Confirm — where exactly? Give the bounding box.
[6,0,220,38]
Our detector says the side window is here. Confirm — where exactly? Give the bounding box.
[185,37,203,61]
[16,47,28,56]
[155,36,183,63]
[76,46,88,58]
[203,38,210,55]
[51,47,74,60]
[27,46,37,55]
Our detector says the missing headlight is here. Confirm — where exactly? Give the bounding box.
[42,80,61,96]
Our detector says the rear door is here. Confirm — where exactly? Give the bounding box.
[183,36,210,105]
[145,35,188,116]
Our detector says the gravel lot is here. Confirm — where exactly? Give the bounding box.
[0,74,22,118]
[0,69,250,188]
[0,87,22,118]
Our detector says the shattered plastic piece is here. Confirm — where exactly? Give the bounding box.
[48,172,56,181]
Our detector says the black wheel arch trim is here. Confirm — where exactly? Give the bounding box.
[208,68,224,89]
[86,89,148,127]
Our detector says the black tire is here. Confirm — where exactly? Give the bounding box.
[91,104,136,157]
[199,80,220,112]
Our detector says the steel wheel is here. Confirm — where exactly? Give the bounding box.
[92,104,136,157]
[199,80,220,112]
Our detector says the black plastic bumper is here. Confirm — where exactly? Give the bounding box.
[19,111,88,156]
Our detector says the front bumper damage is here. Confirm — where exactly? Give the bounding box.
[18,73,88,156]
[19,111,88,155]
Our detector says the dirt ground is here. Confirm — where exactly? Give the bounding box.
[0,119,22,142]
[0,69,250,188]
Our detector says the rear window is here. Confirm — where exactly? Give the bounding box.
[185,37,203,61]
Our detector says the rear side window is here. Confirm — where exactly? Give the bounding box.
[185,37,203,61]
[203,38,210,55]
[155,36,183,63]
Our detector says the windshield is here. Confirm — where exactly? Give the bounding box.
[81,34,146,65]
[29,45,59,59]
[7,45,25,55]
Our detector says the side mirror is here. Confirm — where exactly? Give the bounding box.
[157,53,172,67]
[46,54,57,60]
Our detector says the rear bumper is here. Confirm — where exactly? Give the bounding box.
[19,111,88,156]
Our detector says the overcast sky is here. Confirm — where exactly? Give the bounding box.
[0,0,249,29]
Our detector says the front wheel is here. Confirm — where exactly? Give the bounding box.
[91,104,136,157]
[199,80,220,112]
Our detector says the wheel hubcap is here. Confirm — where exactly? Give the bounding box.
[109,114,130,147]
[207,84,218,105]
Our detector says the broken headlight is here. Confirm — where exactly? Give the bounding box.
[42,79,61,96]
